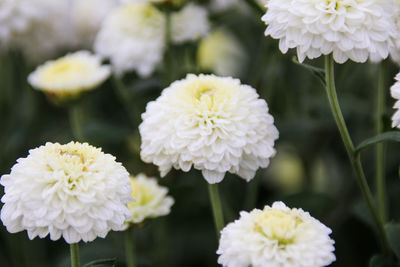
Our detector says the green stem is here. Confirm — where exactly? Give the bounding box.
[324,55,390,253]
[70,243,80,267]
[112,77,138,125]
[69,104,85,142]
[124,227,135,267]
[208,183,225,238]
[376,61,387,223]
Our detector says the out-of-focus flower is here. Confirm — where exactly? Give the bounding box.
[28,51,111,99]
[391,72,400,128]
[0,142,132,244]
[262,0,395,63]
[127,174,174,224]
[171,4,210,44]
[197,30,245,77]
[71,0,119,48]
[94,2,166,77]
[0,0,74,62]
[265,148,304,194]
[139,74,278,184]
[217,201,336,267]
[390,1,400,64]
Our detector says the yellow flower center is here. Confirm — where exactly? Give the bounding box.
[42,59,87,85]
[44,143,101,191]
[129,179,153,207]
[254,209,303,245]
[178,78,237,114]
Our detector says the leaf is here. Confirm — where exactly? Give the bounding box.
[292,56,326,86]
[386,223,400,259]
[354,131,400,156]
[83,258,117,267]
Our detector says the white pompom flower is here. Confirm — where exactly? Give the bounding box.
[171,4,210,44]
[217,201,336,267]
[28,50,111,99]
[391,72,400,128]
[262,0,395,64]
[0,142,132,244]
[94,2,166,77]
[139,74,279,184]
[127,173,174,224]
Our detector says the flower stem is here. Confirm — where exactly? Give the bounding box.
[70,243,80,267]
[69,104,85,142]
[124,227,135,267]
[324,55,390,253]
[376,61,387,223]
[208,183,225,238]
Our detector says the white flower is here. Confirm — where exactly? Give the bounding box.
[171,4,210,44]
[28,51,111,98]
[217,201,336,267]
[197,30,245,77]
[71,0,119,48]
[94,2,166,77]
[127,173,174,224]
[391,72,400,128]
[139,74,279,184]
[0,0,75,62]
[262,0,395,64]
[390,1,400,64]
[0,142,132,244]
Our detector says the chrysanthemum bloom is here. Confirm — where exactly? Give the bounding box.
[390,72,400,128]
[94,2,165,77]
[28,50,111,100]
[171,4,210,44]
[0,142,132,244]
[139,74,279,184]
[262,0,395,63]
[127,174,174,224]
[197,30,245,77]
[217,201,336,267]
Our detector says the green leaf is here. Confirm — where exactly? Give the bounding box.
[386,223,400,259]
[83,258,117,267]
[292,56,326,86]
[354,131,400,156]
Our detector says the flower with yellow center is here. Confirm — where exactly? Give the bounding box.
[94,2,165,77]
[28,50,111,100]
[0,142,132,244]
[126,173,174,224]
[262,0,395,63]
[217,201,336,267]
[139,74,278,184]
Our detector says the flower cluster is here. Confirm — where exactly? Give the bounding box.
[217,202,336,267]
[0,142,132,244]
[262,0,395,63]
[139,74,278,184]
